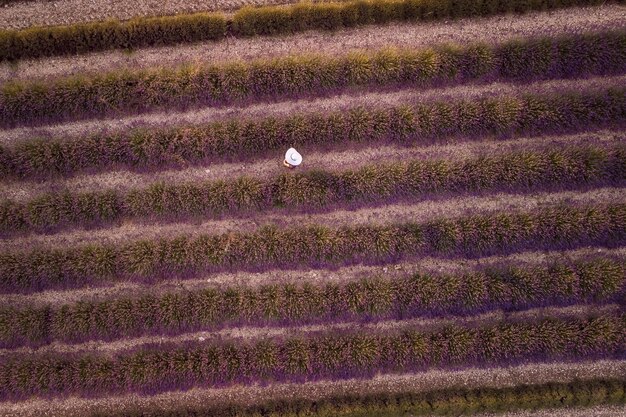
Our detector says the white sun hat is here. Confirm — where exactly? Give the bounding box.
[285,147,302,166]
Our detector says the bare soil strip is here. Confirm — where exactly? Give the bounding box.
[1,359,624,416]
[475,405,626,417]
[0,4,623,83]
[2,183,624,251]
[3,74,625,146]
[0,303,618,356]
[2,123,623,203]
[2,246,622,308]
[0,0,340,30]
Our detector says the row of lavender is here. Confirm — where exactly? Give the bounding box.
[1,312,624,400]
[1,143,623,234]
[2,85,625,180]
[79,378,626,417]
[1,255,623,348]
[0,0,617,61]
[1,203,624,293]
[1,30,624,127]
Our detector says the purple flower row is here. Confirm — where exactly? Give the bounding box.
[1,29,624,127]
[1,312,624,400]
[1,256,623,349]
[1,203,624,294]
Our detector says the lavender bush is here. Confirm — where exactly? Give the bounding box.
[2,86,625,180]
[0,203,624,293]
[0,0,614,61]
[86,378,626,417]
[1,256,623,348]
[1,30,624,127]
[1,144,623,235]
[0,312,623,400]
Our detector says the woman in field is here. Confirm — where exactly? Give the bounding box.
[283,147,302,169]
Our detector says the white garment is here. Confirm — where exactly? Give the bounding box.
[285,147,302,166]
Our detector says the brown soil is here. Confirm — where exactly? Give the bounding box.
[1,359,624,416]
[477,405,626,417]
[1,185,623,252]
[0,4,624,82]
[2,246,623,308]
[0,0,345,30]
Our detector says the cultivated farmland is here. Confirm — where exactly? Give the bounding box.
[0,0,625,416]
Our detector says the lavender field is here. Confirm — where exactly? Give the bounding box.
[0,0,625,416]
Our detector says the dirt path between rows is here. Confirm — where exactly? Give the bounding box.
[2,246,623,308]
[4,74,624,147]
[1,4,623,82]
[0,302,618,356]
[477,405,626,417]
[3,122,623,203]
[0,0,340,30]
[2,184,624,252]
[1,359,624,417]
